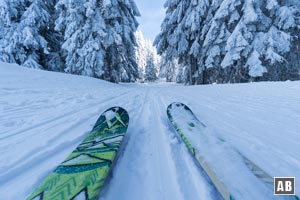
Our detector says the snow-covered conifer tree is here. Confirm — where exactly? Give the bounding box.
[159,54,178,82]
[208,0,300,82]
[42,0,64,72]
[102,0,140,83]
[176,63,185,83]
[135,31,160,81]
[135,31,147,80]
[145,52,158,82]
[154,0,211,84]
[21,0,51,69]
[0,0,50,69]
[0,0,21,63]
[55,0,107,77]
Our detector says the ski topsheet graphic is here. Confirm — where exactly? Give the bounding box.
[26,107,129,200]
[167,102,299,200]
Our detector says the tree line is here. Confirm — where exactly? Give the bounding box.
[155,0,300,85]
[2,0,299,85]
[0,0,140,83]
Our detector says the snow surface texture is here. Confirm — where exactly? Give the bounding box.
[0,62,299,199]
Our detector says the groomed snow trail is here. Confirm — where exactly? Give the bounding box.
[0,63,299,199]
[100,87,218,200]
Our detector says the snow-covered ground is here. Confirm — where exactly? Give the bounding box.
[0,62,299,199]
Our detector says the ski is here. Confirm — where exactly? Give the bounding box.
[26,107,129,200]
[167,102,299,200]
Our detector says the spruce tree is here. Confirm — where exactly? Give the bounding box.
[55,0,106,77]
[154,0,208,84]
[159,54,177,82]
[135,31,147,81]
[135,31,160,82]
[145,52,158,82]
[0,0,21,63]
[0,0,50,69]
[42,0,64,72]
[102,0,140,83]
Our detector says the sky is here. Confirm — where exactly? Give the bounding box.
[135,0,165,41]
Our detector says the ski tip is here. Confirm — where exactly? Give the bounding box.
[167,102,193,114]
[167,102,184,111]
[93,106,129,130]
[167,102,206,127]
[103,106,127,114]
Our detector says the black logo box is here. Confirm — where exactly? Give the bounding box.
[274,177,295,195]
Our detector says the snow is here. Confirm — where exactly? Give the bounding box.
[246,50,267,77]
[0,62,300,199]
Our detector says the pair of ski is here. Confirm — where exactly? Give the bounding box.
[27,103,299,200]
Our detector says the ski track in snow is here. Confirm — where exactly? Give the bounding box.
[0,63,300,199]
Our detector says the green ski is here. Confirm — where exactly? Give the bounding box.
[26,107,129,200]
[167,102,299,200]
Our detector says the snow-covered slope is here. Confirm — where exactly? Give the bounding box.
[0,62,299,199]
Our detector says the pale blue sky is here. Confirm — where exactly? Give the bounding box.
[135,0,165,41]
